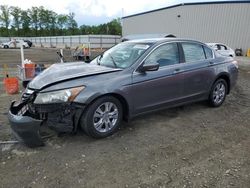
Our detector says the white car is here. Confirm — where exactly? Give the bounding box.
[206,43,235,57]
[1,40,30,49]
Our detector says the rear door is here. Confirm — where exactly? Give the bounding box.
[179,42,215,100]
[131,42,184,114]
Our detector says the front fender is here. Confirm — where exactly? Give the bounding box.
[74,86,132,120]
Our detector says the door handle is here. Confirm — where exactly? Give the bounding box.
[209,62,214,66]
[173,68,181,74]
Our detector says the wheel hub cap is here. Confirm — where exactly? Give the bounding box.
[213,82,226,104]
[93,102,118,133]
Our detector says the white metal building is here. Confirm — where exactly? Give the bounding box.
[122,1,250,53]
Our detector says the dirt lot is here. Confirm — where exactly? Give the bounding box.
[0,48,250,188]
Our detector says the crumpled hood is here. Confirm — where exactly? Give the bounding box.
[29,62,121,90]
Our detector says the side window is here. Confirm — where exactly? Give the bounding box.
[182,43,206,62]
[144,43,179,67]
[204,46,213,59]
[221,45,227,50]
[216,44,221,50]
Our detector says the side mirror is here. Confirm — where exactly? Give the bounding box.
[138,62,159,72]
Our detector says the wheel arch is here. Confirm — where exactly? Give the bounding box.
[213,73,231,94]
[84,93,130,121]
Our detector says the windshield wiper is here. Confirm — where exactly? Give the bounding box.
[108,54,118,68]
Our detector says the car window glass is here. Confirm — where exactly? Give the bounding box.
[144,43,179,67]
[221,45,227,50]
[182,43,206,62]
[204,46,213,59]
[216,45,221,50]
[91,42,152,69]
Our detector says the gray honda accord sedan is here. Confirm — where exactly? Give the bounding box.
[8,38,238,147]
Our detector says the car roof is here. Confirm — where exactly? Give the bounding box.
[126,38,166,43]
[121,33,176,41]
[206,43,228,46]
[206,43,217,45]
[126,38,205,45]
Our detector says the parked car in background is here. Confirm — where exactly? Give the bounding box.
[1,39,30,49]
[206,43,235,57]
[8,38,238,147]
[235,48,243,56]
[24,40,33,48]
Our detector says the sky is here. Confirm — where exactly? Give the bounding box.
[0,0,231,26]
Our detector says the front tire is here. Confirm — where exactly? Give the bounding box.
[80,96,123,138]
[209,79,227,107]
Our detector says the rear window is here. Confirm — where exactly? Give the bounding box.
[204,46,213,59]
[182,43,206,62]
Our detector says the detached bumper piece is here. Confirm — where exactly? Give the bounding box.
[8,101,44,147]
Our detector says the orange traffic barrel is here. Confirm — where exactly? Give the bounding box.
[3,77,19,94]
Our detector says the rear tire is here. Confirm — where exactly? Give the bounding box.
[4,45,9,49]
[209,79,227,107]
[80,96,123,138]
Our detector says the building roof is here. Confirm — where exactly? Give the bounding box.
[122,1,250,19]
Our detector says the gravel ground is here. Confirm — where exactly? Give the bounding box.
[0,48,250,188]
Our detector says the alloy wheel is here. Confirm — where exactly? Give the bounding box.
[93,102,119,133]
[212,82,226,105]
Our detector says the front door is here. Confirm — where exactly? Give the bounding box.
[131,42,184,114]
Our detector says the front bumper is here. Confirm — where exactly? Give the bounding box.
[8,101,85,147]
[8,101,44,147]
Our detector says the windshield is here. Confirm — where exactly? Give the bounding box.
[91,42,152,69]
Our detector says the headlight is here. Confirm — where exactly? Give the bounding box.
[34,86,85,104]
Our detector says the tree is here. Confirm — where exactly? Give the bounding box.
[38,6,47,35]
[0,5,11,36]
[67,12,78,35]
[80,24,92,34]
[48,10,57,35]
[0,4,122,37]
[21,10,31,36]
[37,7,58,36]
[57,14,69,35]
[29,7,39,36]
[107,18,121,35]
[10,6,22,36]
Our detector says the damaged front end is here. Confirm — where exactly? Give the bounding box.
[8,101,44,147]
[8,87,85,147]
